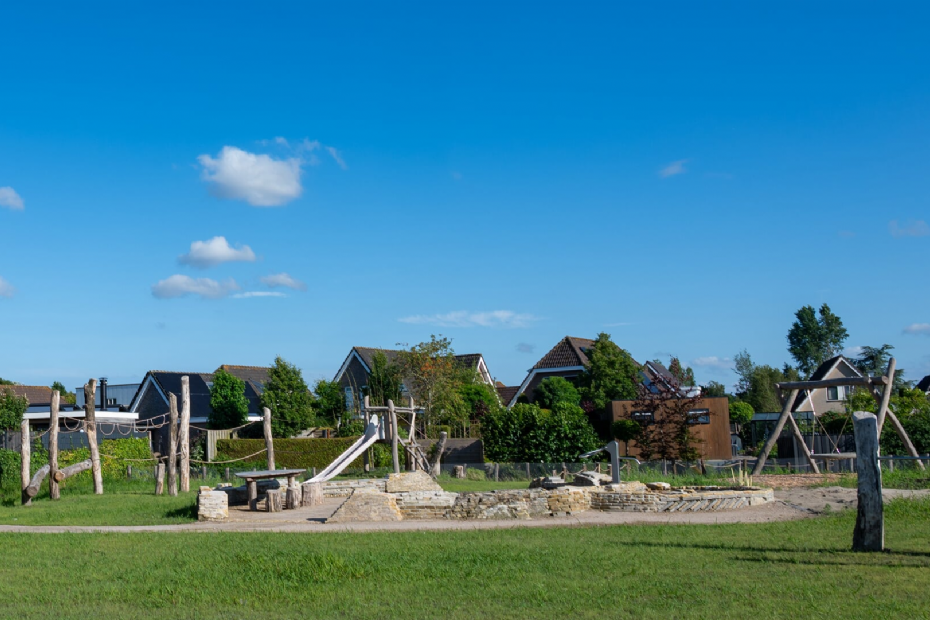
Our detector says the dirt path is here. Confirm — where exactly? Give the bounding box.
[775,486,930,513]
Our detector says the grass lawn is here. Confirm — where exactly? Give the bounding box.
[0,498,928,619]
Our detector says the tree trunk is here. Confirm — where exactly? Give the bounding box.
[852,411,884,552]
[155,462,165,495]
[84,379,103,494]
[263,407,275,471]
[265,489,282,512]
[429,431,447,478]
[49,391,60,500]
[179,376,191,493]
[24,465,50,500]
[168,393,178,496]
[285,485,301,510]
[20,417,30,505]
[53,459,92,482]
[300,482,323,507]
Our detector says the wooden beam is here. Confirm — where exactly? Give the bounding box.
[167,393,178,496]
[84,379,103,494]
[884,408,925,471]
[263,407,275,471]
[179,376,191,493]
[751,388,800,476]
[852,411,884,551]
[20,417,30,506]
[53,459,92,482]
[389,399,400,474]
[875,358,896,434]
[154,461,165,495]
[784,408,820,473]
[24,465,50,500]
[49,390,60,500]
[776,376,887,391]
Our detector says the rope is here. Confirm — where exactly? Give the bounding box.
[187,421,259,432]
[189,449,267,464]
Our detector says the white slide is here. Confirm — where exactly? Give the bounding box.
[307,419,381,483]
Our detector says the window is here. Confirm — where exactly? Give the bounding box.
[826,387,840,401]
[344,387,354,412]
[106,398,117,407]
[631,411,654,424]
[688,409,710,424]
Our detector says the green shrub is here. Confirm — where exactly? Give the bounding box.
[465,467,486,481]
[216,438,365,470]
[0,438,151,487]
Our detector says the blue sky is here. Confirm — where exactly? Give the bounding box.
[1,2,929,391]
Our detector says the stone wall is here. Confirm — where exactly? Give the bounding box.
[386,470,443,493]
[328,488,402,523]
[590,484,774,513]
[394,491,459,520]
[322,478,387,498]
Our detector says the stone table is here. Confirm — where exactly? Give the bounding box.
[235,469,306,511]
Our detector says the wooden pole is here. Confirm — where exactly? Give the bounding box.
[53,459,92,482]
[84,379,103,494]
[263,407,275,471]
[20,417,31,505]
[49,391,60,500]
[167,393,178,496]
[852,411,883,551]
[868,384,925,471]
[784,408,820,473]
[24,465,50,500]
[179,376,191,493]
[388,400,400,474]
[776,376,888,390]
[875,358,896,435]
[154,462,165,495]
[751,388,800,476]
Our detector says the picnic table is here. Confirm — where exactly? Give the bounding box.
[235,469,306,511]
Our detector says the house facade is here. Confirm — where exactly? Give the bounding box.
[504,336,596,407]
[791,355,863,416]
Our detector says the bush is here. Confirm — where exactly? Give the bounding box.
[0,438,151,486]
[534,377,580,409]
[482,402,600,463]
[216,438,365,470]
[465,467,486,481]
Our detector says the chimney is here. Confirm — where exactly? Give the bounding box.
[100,377,108,411]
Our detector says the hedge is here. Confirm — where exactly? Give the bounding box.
[216,437,366,470]
[0,438,152,486]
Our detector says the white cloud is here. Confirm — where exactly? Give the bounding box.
[398,310,539,328]
[0,187,24,210]
[260,273,307,291]
[889,220,930,238]
[178,236,256,269]
[151,275,239,299]
[325,146,348,170]
[903,323,930,336]
[232,291,287,299]
[844,346,865,357]
[516,343,536,354]
[659,159,688,178]
[691,356,733,370]
[0,276,14,298]
[198,146,302,207]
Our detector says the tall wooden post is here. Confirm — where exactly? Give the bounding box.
[852,411,883,552]
[167,393,178,496]
[388,399,400,474]
[154,462,165,495]
[751,388,800,476]
[84,379,103,495]
[49,391,60,500]
[263,407,275,471]
[179,376,191,493]
[20,417,31,505]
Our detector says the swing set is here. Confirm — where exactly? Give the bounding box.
[750,358,924,475]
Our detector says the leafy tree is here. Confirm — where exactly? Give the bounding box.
[0,378,16,385]
[702,381,727,397]
[208,369,249,429]
[733,349,754,395]
[313,379,345,428]
[261,356,315,437]
[577,333,639,410]
[851,344,908,391]
[51,381,76,405]
[534,376,580,409]
[482,402,599,463]
[0,388,28,430]
[667,357,695,387]
[611,419,641,456]
[628,373,705,461]
[787,303,848,377]
[459,383,499,419]
[397,335,470,429]
[365,350,404,407]
[729,401,754,429]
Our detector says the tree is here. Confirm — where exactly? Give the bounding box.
[577,333,640,410]
[459,383,499,419]
[397,335,469,429]
[534,377,580,409]
[627,374,705,461]
[851,344,908,391]
[611,419,641,456]
[261,356,315,437]
[51,381,76,405]
[366,350,404,407]
[729,401,754,429]
[787,303,848,377]
[667,357,695,387]
[209,369,249,429]
[733,349,754,395]
[0,388,28,430]
[702,381,727,397]
[482,402,600,463]
[313,379,345,428]
[0,378,16,385]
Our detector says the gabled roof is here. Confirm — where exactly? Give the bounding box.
[496,385,519,405]
[335,347,493,385]
[916,375,930,393]
[532,336,596,370]
[0,385,55,406]
[218,365,270,390]
[792,355,863,412]
[129,369,265,415]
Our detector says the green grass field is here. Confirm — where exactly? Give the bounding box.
[0,498,928,619]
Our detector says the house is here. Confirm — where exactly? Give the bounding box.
[606,397,732,460]
[128,365,269,455]
[791,355,863,416]
[75,379,140,409]
[0,385,60,413]
[505,336,596,407]
[495,382,519,407]
[333,346,494,412]
[917,375,930,394]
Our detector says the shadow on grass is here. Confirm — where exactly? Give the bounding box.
[166,504,198,520]
[615,539,930,564]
